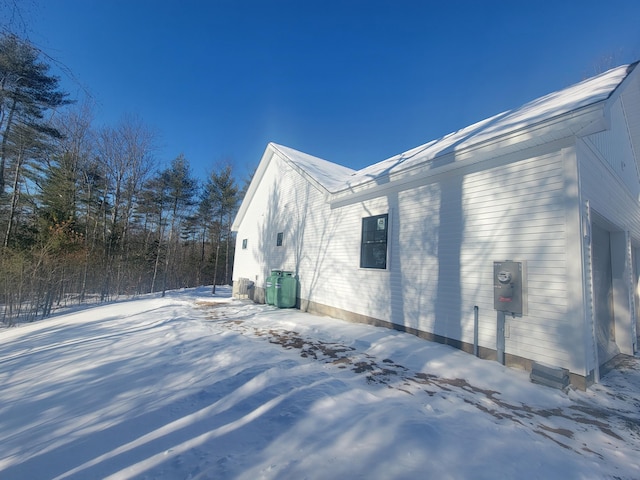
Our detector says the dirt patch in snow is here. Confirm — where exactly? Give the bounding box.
[201,305,640,460]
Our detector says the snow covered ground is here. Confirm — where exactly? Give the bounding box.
[1,286,639,480]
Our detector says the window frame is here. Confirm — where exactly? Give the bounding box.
[276,232,284,247]
[359,213,389,270]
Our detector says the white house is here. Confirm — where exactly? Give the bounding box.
[232,63,640,389]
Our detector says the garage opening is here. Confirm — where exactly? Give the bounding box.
[591,222,619,366]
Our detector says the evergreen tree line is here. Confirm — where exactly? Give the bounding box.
[0,34,242,324]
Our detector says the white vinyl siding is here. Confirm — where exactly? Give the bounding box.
[299,197,392,315]
[460,151,572,368]
[302,147,573,366]
[235,141,596,375]
[579,114,640,369]
[578,108,640,240]
[233,154,319,287]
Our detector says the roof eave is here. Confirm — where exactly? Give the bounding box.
[329,101,607,208]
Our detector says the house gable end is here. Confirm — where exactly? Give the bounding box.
[232,145,277,232]
[584,64,640,201]
[621,67,640,185]
[232,143,352,231]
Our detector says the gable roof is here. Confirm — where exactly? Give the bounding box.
[231,141,355,230]
[269,143,356,192]
[234,63,638,229]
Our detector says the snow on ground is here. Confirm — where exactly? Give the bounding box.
[0,287,639,480]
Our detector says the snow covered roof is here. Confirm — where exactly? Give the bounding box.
[233,62,638,229]
[269,143,355,192]
[274,63,637,195]
[345,63,636,190]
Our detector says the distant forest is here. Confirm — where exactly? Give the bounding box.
[0,33,244,324]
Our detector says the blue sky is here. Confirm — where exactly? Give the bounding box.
[15,0,640,182]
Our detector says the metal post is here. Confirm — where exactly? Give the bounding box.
[496,311,505,365]
[473,306,479,357]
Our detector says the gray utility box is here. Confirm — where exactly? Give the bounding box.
[493,260,526,315]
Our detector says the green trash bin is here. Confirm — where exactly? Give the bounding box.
[265,270,282,305]
[275,271,297,308]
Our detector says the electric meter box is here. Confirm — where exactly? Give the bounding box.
[493,260,526,315]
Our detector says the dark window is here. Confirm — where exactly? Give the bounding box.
[276,232,283,247]
[242,238,248,249]
[360,214,388,269]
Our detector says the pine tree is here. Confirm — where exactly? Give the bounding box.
[158,154,197,296]
[204,164,238,292]
[0,34,71,195]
